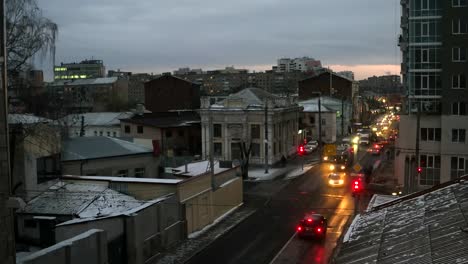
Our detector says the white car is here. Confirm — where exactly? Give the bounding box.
[305,141,318,154]
[359,136,370,145]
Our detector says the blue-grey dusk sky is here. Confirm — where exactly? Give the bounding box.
[38,0,401,80]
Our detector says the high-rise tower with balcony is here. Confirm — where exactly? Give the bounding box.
[397,0,468,191]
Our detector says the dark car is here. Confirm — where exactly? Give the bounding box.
[296,213,328,240]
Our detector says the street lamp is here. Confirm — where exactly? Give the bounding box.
[310,92,322,161]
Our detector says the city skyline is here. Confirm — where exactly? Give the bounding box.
[39,0,401,81]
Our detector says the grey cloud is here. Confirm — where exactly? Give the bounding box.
[38,0,400,78]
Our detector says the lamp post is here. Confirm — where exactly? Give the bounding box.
[311,92,322,161]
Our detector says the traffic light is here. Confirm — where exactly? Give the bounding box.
[417,167,422,174]
[298,145,305,156]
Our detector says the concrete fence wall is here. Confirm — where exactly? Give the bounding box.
[18,229,107,264]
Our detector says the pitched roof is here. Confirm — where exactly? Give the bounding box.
[297,101,334,113]
[49,77,118,86]
[336,178,468,264]
[61,112,134,127]
[8,114,52,124]
[227,87,278,106]
[120,111,200,128]
[61,136,152,161]
[21,182,146,218]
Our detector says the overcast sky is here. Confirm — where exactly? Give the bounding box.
[38,0,401,80]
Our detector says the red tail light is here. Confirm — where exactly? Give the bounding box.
[316,227,322,233]
[297,226,302,232]
[307,218,313,223]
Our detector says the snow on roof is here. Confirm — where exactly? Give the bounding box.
[20,182,146,219]
[336,180,468,264]
[211,88,296,110]
[17,229,103,263]
[366,194,398,211]
[8,114,52,124]
[57,194,174,226]
[61,112,134,127]
[297,101,334,113]
[49,77,118,86]
[61,136,152,161]
[172,160,235,177]
[63,175,182,184]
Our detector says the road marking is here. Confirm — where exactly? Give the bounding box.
[268,231,297,264]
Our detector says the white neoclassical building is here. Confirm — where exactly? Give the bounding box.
[199,88,302,165]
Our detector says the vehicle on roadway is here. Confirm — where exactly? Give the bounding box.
[327,172,345,187]
[296,213,328,240]
[304,140,318,154]
[359,135,370,145]
[367,144,382,155]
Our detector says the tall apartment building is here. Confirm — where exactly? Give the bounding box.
[54,59,106,80]
[396,0,468,192]
[275,57,322,73]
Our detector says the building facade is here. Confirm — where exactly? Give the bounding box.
[145,75,200,112]
[275,57,322,73]
[359,75,403,95]
[298,102,337,143]
[298,71,358,101]
[199,88,302,165]
[54,59,106,80]
[396,0,468,191]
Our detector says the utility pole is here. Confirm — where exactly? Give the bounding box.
[0,0,15,262]
[79,115,85,137]
[264,99,269,173]
[341,96,345,136]
[209,110,215,189]
[414,104,421,193]
[318,94,322,161]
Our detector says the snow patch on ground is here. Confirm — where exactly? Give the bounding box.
[188,203,242,239]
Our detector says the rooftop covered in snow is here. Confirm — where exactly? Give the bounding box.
[336,177,468,264]
[209,88,299,110]
[172,160,238,177]
[62,175,182,185]
[61,136,152,161]
[49,77,119,86]
[61,112,134,127]
[20,182,146,219]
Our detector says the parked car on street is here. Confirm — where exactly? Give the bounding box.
[359,136,370,145]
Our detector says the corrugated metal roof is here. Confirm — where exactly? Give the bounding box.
[21,182,145,218]
[336,181,468,264]
[61,136,152,161]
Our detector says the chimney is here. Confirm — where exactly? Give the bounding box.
[135,103,145,116]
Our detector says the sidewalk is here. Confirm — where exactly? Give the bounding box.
[368,147,399,194]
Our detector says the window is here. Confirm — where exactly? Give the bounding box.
[113,132,117,137]
[251,124,260,139]
[94,131,97,136]
[99,131,103,136]
[453,20,468,34]
[452,75,466,89]
[24,219,37,228]
[309,116,315,124]
[124,125,131,133]
[421,75,429,89]
[421,22,430,37]
[178,130,184,137]
[452,0,467,6]
[117,169,128,177]
[107,131,111,136]
[421,49,429,62]
[452,129,466,143]
[165,130,172,138]
[321,119,326,125]
[251,143,261,157]
[420,128,441,141]
[214,143,222,157]
[134,168,145,177]
[421,0,429,10]
[453,47,467,61]
[137,126,144,134]
[420,155,440,185]
[452,102,466,115]
[451,157,466,179]
[213,124,222,138]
